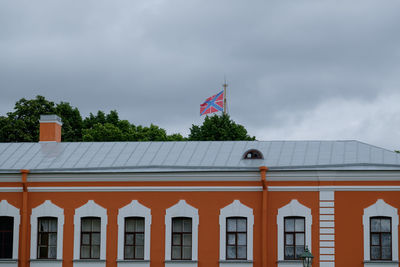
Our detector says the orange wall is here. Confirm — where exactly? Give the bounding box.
[335,191,400,267]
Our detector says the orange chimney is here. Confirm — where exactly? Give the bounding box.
[39,115,63,142]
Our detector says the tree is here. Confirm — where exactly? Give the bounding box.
[188,114,255,141]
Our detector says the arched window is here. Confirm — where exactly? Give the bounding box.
[243,149,263,160]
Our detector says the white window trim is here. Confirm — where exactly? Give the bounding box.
[30,200,64,260]
[363,199,399,262]
[117,200,151,261]
[277,199,312,262]
[73,200,107,260]
[165,200,199,261]
[219,200,254,261]
[0,200,20,260]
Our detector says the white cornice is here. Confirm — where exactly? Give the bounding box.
[28,186,263,192]
[268,186,400,191]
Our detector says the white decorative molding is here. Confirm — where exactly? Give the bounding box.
[219,200,254,264]
[28,186,262,192]
[363,199,399,265]
[30,200,64,266]
[73,200,107,267]
[276,200,312,266]
[165,200,199,265]
[0,200,20,261]
[269,186,400,191]
[117,200,151,267]
[0,187,22,192]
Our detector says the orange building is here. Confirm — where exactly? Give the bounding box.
[0,114,399,267]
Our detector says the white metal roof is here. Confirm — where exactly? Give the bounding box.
[0,140,399,173]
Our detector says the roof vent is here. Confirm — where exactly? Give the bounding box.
[243,149,263,160]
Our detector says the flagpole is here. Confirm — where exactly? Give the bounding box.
[223,79,227,115]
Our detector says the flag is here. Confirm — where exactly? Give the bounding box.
[200,90,224,116]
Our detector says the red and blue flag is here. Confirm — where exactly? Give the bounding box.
[200,90,224,116]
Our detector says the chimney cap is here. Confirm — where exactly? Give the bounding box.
[39,115,63,126]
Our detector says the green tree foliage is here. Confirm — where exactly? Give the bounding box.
[0,96,255,142]
[188,114,255,141]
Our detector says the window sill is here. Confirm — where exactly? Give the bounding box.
[73,260,106,262]
[73,260,106,267]
[165,260,198,267]
[30,260,62,267]
[276,260,303,266]
[364,260,399,265]
[117,260,150,262]
[219,260,253,267]
[117,260,150,267]
[30,259,62,261]
[0,260,17,263]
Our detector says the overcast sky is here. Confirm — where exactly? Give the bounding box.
[1,0,400,150]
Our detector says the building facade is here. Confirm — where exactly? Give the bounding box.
[0,115,399,267]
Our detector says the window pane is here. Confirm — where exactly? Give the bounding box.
[172,246,181,259]
[40,219,49,232]
[124,246,133,259]
[183,246,192,259]
[295,218,304,232]
[227,233,236,245]
[183,219,192,232]
[136,233,144,246]
[227,246,236,259]
[285,246,294,259]
[173,219,182,232]
[126,219,135,232]
[91,245,100,259]
[237,233,246,245]
[92,233,100,245]
[49,233,57,246]
[135,246,144,259]
[39,247,48,258]
[125,234,134,245]
[92,219,101,232]
[172,234,181,245]
[237,246,246,259]
[81,246,90,258]
[285,219,294,232]
[371,246,380,260]
[285,234,294,245]
[371,218,380,232]
[49,219,57,232]
[371,234,380,245]
[39,233,48,245]
[49,246,57,259]
[381,219,391,232]
[183,234,192,246]
[227,219,236,232]
[295,233,305,246]
[296,246,305,259]
[382,233,391,247]
[136,218,144,232]
[382,247,392,260]
[237,219,246,232]
[82,219,91,232]
[81,233,90,245]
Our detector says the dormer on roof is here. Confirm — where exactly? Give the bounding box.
[243,149,263,160]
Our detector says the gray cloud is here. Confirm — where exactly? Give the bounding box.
[1,0,400,149]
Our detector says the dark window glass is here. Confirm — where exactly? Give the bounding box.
[284,217,305,260]
[171,217,192,260]
[370,217,392,261]
[80,217,101,259]
[37,217,57,259]
[124,217,145,260]
[0,216,13,259]
[226,217,247,260]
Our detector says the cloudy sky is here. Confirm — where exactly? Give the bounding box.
[1,0,400,150]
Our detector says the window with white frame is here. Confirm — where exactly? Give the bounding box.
[165,200,198,264]
[363,199,399,264]
[73,200,107,264]
[277,200,312,263]
[219,200,254,264]
[30,200,64,264]
[0,200,20,261]
[117,200,151,264]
